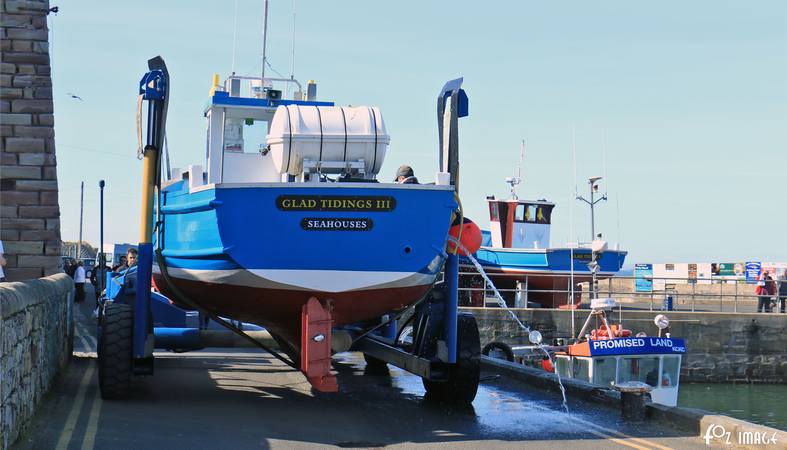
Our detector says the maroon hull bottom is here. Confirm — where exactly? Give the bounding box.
[152,274,430,357]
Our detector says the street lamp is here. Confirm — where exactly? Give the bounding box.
[98,180,106,303]
[577,176,608,300]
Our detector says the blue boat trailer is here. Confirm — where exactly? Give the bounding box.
[95,56,481,405]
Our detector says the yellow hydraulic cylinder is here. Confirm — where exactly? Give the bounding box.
[138,148,158,244]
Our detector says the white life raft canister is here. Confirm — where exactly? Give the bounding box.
[267,105,390,176]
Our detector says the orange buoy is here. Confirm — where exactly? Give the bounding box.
[448,216,482,256]
[541,357,554,373]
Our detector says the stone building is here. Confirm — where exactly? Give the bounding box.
[1,0,62,281]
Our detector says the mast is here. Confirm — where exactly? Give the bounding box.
[261,0,269,81]
[505,140,524,199]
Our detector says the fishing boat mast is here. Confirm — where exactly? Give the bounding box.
[261,0,269,81]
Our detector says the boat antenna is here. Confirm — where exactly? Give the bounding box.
[570,127,577,338]
[231,0,239,74]
[261,0,269,81]
[290,0,296,97]
[602,129,608,197]
[518,138,524,183]
[572,125,578,200]
[504,140,524,199]
[616,194,621,251]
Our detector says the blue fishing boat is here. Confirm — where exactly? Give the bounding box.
[152,75,460,378]
[460,194,627,308]
[97,46,484,402]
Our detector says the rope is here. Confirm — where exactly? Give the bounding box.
[371,107,378,173]
[316,106,323,163]
[340,107,348,163]
[285,105,293,174]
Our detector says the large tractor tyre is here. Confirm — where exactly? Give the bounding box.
[98,303,133,399]
[423,313,481,404]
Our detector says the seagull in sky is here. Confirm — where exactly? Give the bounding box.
[66,92,84,101]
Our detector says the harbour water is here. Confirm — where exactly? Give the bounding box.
[678,383,787,431]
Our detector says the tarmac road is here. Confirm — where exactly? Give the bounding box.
[13,288,711,450]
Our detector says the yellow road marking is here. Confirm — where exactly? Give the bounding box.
[80,387,102,450]
[585,427,655,450]
[577,418,674,450]
[55,363,95,450]
[525,402,673,450]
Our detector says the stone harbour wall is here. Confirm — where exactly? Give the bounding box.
[1,0,62,281]
[0,274,73,450]
[463,307,787,383]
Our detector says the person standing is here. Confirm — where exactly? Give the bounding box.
[778,269,787,314]
[0,240,6,282]
[755,272,776,313]
[765,273,776,312]
[393,165,419,184]
[74,260,86,303]
[120,249,139,303]
[112,255,128,273]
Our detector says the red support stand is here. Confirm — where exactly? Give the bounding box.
[301,297,338,392]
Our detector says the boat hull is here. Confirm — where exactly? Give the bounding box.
[460,247,627,308]
[156,181,455,354]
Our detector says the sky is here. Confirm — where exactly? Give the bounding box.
[49,1,786,265]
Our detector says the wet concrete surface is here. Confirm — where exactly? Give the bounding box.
[13,294,710,450]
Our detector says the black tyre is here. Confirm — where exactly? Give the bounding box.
[423,313,481,404]
[98,302,133,399]
[363,353,389,373]
[482,341,515,362]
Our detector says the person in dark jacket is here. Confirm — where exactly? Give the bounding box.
[122,249,138,298]
[778,269,787,314]
[755,272,775,313]
[394,165,419,184]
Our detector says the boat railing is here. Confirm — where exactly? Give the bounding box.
[457,270,785,314]
[223,74,303,97]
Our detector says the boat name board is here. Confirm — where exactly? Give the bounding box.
[277,195,396,212]
[589,337,686,356]
[301,218,373,231]
[572,252,592,262]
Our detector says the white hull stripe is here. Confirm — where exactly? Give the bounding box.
[153,266,435,293]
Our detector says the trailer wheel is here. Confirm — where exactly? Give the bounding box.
[98,303,133,399]
[482,341,515,362]
[363,353,389,373]
[423,313,480,404]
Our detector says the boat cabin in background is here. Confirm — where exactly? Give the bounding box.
[486,196,555,249]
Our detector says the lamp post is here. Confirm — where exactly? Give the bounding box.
[98,180,105,304]
[577,176,607,300]
[576,176,607,243]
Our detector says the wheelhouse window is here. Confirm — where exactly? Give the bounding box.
[536,206,552,224]
[555,355,571,379]
[224,117,269,154]
[593,357,617,386]
[661,356,680,387]
[489,202,500,222]
[514,204,539,223]
[572,357,591,382]
[515,204,525,222]
[619,357,660,387]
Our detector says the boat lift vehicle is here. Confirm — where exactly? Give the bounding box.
[96,57,482,404]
